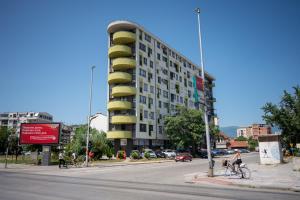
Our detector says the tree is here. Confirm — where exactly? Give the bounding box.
[247,136,258,151]
[164,106,205,153]
[235,136,247,141]
[262,86,300,146]
[0,127,9,154]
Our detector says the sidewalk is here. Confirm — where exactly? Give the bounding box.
[186,158,300,192]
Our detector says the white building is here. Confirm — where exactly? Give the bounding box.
[107,20,216,153]
[90,113,108,133]
[0,112,53,135]
[237,127,247,138]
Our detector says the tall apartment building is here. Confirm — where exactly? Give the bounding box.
[107,21,216,154]
[237,124,272,140]
[0,112,53,135]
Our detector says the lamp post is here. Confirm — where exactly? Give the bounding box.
[195,8,214,177]
[85,65,96,167]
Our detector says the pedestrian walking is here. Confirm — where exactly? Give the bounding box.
[58,151,65,168]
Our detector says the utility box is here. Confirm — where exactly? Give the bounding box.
[258,134,283,164]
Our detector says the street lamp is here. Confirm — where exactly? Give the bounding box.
[85,65,96,167]
[195,8,214,177]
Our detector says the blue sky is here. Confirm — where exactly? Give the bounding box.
[0,0,299,127]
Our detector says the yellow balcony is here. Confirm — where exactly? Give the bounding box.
[108,45,131,58]
[108,101,132,111]
[112,86,136,97]
[112,58,136,70]
[113,31,136,44]
[111,115,136,124]
[108,72,132,84]
[107,131,132,139]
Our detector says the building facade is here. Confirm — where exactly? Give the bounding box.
[0,112,53,135]
[90,113,108,133]
[107,21,216,154]
[237,124,272,140]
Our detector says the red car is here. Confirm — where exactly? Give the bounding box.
[175,153,192,162]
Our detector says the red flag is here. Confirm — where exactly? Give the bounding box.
[196,76,204,91]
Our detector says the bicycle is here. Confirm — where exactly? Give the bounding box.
[222,159,251,179]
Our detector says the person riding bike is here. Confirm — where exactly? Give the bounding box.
[231,149,242,172]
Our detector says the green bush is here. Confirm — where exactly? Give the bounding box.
[144,152,150,159]
[117,151,125,159]
[130,151,139,159]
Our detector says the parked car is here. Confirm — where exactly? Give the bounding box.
[226,149,235,154]
[175,153,193,162]
[163,149,176,158]
[211,149,227,156]
[196,150,215,158]
[239,149,250,153]
[155,150,166,158]
[144,149,157,158]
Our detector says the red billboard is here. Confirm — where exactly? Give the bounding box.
[20,123,60,145]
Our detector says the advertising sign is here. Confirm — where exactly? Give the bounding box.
[20,123,60,145]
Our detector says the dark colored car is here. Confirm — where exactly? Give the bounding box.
[239,149,250,153]
[155,150,166,158]
[211,149,227,156]
[175,153,193,162]
[197,150,215,158]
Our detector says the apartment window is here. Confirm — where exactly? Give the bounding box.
[157,53,161,60]
[139,69,146,77]
[144,83,148,92]
[150,112,154,120]
[148,72,153,82]
[170,72,174,80]
[158,76,161,83]
[184,78,187,87]
[150,61,153,68]
[144,110,148,119]
[157,42,160,49]
[149,125,153,136]
[149,97,153,105]
[162,56,167,63]
[140,95,146,104]
[148,47,152,57]
[170,61,173,67]
[145,34,151,42]
[188,81,192,87]
[157,88,161,98]
[140,111,143,120]
[180,96,183,103]
[163,102,169,109]
[140,123,147,132]
[139,30,143,40]
[162,69,168,75]
[139,55,143,66]
[183,61,186,68]
[139,42,146,52]
[172,51,175,58]
[162,47,168,55]
[188,90,191,98]
[150,85,154,93]
[159,126,163,134]
[158,100,162,108]
[171,93,175,102]
[163,90,168,98]
[143,57,147,65]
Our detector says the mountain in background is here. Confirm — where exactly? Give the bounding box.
[219,126,239,138]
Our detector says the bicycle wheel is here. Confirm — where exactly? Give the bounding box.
[224,167,232,176]
[239,167,251,179]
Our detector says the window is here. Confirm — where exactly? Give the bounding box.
[145,34,151,42]
[188,81,192,87]
[139,95,146,104]
[162,47,168,55]
[150,112,154,120]
[184,78,187,87]
[149,125,153,136]
[158,76,161,83]
[139,69,146,77]
[163,90,168,98]
[159,126,162,134]
[143,57,147,65]
[150,85,154,93]
[162,69,168,75]
[148,47,152,57]
[140,111,143,120]
[149,97,153,104]
[170,61,173,67]
[171,93,175,102]
[140,123,147,132]
[157,42,160,49]
[139,30,143,40]
[148,72,153,82]
[139,42,146,52]
[157,53,161,60]
[188,90,191,98]
[163,102,169,109]
[170,72,174,80]
[139,55,143,66]
[144,110,148,119]
[162,56,167,63]
[150,61,153,68]
[158,100,162,108]
[180,96,183,103]
[144,83,148,92]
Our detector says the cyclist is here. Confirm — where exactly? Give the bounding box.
[231,149,242,172]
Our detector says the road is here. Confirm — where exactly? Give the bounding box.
[0,153,298,200]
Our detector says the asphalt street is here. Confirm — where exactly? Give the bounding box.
[0,153,299,200]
